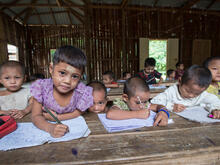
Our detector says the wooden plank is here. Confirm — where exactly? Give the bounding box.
[1,113,220,164]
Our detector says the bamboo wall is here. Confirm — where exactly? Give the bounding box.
[1,8,220,82]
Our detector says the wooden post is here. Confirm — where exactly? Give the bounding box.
[0,14,8,64]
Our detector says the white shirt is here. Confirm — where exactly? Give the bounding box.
[0,88,31,111]
[151,84,220,112]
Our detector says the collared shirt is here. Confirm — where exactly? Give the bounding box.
[135,70,162,85]
[30,78,93,114]
[150,84,220,113]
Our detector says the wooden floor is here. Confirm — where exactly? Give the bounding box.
[1,112,220,165]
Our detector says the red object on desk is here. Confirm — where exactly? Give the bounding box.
[0,115,17,138]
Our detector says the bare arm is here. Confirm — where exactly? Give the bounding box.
[106,106,149,120]
[32,99,68,138]
[150,104,169,126]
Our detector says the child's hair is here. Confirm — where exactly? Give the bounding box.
[103,71,115,80]
[0,61,25,76]
[176,61,184,68]
[167,69,175,77]
[53,45,87,72]
[181,65,212,88]
[203,56,220,68]
[124,77,149,98]
[123,71,130,78]
[87,81,107,98]
[144,57,156,67]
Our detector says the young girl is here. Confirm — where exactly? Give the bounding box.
[0,61,33,119]
[166,69,175,81]
[106,77,169,126]
[175,62,184,80]
[203,56,220,99]
[102,71,119,88]
[151,65,220,118]
[87,81,109,113]
[31,46,93,138]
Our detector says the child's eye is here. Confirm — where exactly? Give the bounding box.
[72,74,80,80]
[4,77,9,80]
[98,101,104,105]
[15,76,21,79]
[142,101,148,104]
[136,101,141,104]
[59,71,66,76]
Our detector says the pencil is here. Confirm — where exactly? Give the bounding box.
[137,96,144,109]
[44,107,62,124]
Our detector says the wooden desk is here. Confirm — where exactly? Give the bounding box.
[161,81,177,87]
[107,87,166,100]
[1,113,220,165]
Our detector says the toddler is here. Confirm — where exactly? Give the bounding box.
[31,46,93,138]
[151,65,220,118]
[175,62,184,80]
[102,71,119,88]
[203,56,220,99]
[106,77,169,126]
[166,69,175,81]
[87,81,108,113]
[135,57,163,85]
[0,61,33,119]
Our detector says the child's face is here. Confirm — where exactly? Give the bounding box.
[178,64,184,70]
[124,91,150,111]
[144,66,155,74]
[208,59,220,82]
[102,75,112,84]
[49,62,82,94]
[169,71,176,80]
[89,90,107,113]
[178,80,206,99]
[0,67,24,92]
[124,73,131,80]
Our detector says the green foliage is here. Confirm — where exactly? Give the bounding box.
[149,40,167,75]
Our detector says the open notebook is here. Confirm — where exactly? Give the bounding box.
[98,111,173,133]
[0,116,90,151]
[175,106,220,123]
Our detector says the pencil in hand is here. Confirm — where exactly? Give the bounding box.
[44,107,62,124]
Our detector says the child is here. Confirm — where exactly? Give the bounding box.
[203,56,220,99]
[87,81,108,113]
[106,77,169,126]
[122,71,131,80]
[175,61,184,80]
[151,65,220,119]
[166,69,175,81]
[31,46,93,138]
[102,71,119,88]
[0,61,33,119]
[135,57,163,85]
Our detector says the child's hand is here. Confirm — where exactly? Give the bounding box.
[153,111,168,126]
[173,104,186,112]
[49,124,69,138]
[9,109,26,119]
[212,110,220,119]
[43,109,58,121]
[137,109,150,119]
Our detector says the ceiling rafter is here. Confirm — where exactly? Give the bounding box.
[23,0,38,25]
[1,0,21,11]
[34,8,43,25]
[181,0,201,9]
[63,0,84,12]
[206,0,217,9]
[61,0,84,23]
[32,10,66,15]
[153,0,159,7]
[48,0,57,25]
[67,10,73,25]
[13,8,30,21]
[0,3,84,8]
[121,0,129,8]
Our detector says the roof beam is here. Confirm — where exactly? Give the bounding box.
[63,0,84,12]
[1,0,21,11]
[206,0,217,9]
[34,8,43,25]
[13,7,30,20]
[67,10,73,25]
[0,3,84,8]
[48,0,57,25]
[67,7,84,23]
[32,10,67,15]
[121,0,129,8]
[181,0,201,9]
[153,0,159,7]
[23,0,38,25]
